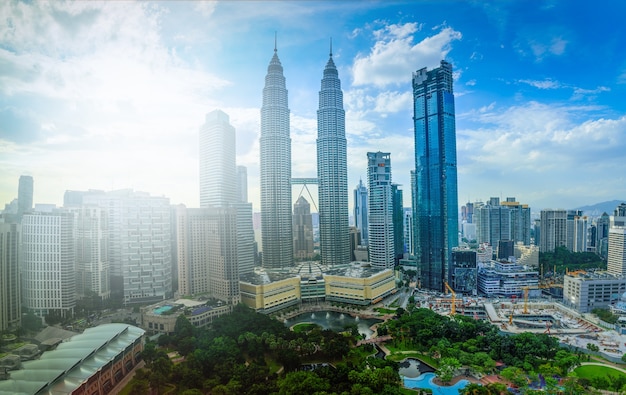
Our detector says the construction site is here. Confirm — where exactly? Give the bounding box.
[412,283,626,363]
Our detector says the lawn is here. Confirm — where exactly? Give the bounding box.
[574,364,626,381]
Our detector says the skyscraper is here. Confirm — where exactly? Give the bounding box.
[175,205,240,304]
[199,109,237,208]
[412,60,459,291]
[293,196,314,259]
[317,44,350,267]
[539,209,567,252]
[0,222,21,330]
[260,42,293,269]
[236,165,248,203]
[392,184,404,264]
[608,204,626,277]
[22,210,76,318]
[367,152,394,269]
[17,175,33,218]
[353,179,368,245]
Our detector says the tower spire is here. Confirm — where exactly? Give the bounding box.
[329,37,332,57]
[274,31,277,53]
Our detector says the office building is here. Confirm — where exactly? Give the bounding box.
[477,260,539,297]
[474,197,531,249]
[564,271,626,313]
[566,209,584,251]
[573,215,588,252]
[237,165,248,203]
[68,206,110,300]
[392,184,404,264]
[0,222,21,330]
[22,210,76,318]
[82,190,172,305]
[317,44,350,267]
[260,42,293,269]
[353,179,368,245]
[607,204,626,277]
[293,196,314,259]
[539,209,567,252]
[199,109,237,207]
[412,60,459,291]
[403,208,414,256]
[367,152,394,269]
[450,248,478,295]
[17,175,33,219]
[175,205,240,304]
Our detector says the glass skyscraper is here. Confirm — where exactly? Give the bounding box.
[353,179,368,245]
[412,60,459,291]
[260,44,293,269]
[317,46,350,266]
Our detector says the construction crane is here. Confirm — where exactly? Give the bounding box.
[444,281,456,315]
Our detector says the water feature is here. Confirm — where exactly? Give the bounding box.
[398,358,435,378]
[403,372,469,394]
[286,311,382,339]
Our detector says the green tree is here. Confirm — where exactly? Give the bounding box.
[437,357,461,384]
[277,371,330,395]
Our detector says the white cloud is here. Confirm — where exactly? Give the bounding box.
[518,79,561,89]
[352,23,462,87]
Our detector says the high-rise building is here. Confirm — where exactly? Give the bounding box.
[539,209,567,252]
[82,190,171,305]
[17,175,33,219]
[175,205,240,304]
[392,184,404,265]
[412,60,459,291]
[475,197,531,249]
[566,209,584,251]
[608,204,626,277]
[367,152,394,269]
[353,179,368,245]
[237,166,248,203]
[317,45,350,267]
[403,208,413,256]
[0,222,21,330]
[573,216,588,252]
[22,210,76,318]
[260,43,293,269]
[293,196,314,259]
[596,212,611,258]
[199,110,237,208]
[68,206,110,301]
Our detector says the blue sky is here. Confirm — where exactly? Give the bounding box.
[1,0,625,214]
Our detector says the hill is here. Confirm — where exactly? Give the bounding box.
[575,200,626,216]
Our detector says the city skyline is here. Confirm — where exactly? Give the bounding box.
[2,1,626,213]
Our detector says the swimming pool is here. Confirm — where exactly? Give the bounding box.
[153,305,174,315]
[403,372,469,394]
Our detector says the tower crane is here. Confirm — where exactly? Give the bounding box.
[444,281,456,315]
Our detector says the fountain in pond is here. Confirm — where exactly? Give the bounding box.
[355,316,360,322]
[311,313,316,319]
[326,312,330,319]
[339,313,345,319]
[285,311,382,339]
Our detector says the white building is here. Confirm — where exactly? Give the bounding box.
[608,207,626,277]
[477,260,538,297]
[573,215,588,253]
[563,271,626,313]
[539,209,567,252]
[83,190,172,305]
[367,152,394,269]
[22,211,76,318]
[68,206,110,300]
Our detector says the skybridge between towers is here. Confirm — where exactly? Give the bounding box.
[292,178,318,212]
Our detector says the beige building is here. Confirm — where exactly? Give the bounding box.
[240,262,397,313]
[514,243,539,267]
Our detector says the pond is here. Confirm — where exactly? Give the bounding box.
[284,311,381,339]
[403,372,470,394]
[398,358,435,378]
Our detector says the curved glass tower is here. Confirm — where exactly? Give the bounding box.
[412,60,459,292]
[260,44,293,269]
[317,46,350,266]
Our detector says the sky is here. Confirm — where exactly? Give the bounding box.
[2,0,626,215]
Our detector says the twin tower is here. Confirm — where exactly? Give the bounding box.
[260,42,349,269]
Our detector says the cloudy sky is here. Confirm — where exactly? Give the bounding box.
[2,1,625,215]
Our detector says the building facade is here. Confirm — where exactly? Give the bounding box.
[563,272,626,313]
[17,175,33,219]
[0,222,21,330]
[317,47,350,267]
[477,260,539,297]
[353,179,368,245]
[607,205,626,277]
[199,109,237,207]
[22,211,76,318]
[260,44,293,269]
[83,190,172,305]
[412,60,459,291]
[367,152,394,269]
[539,209,567,253]
[293,196,314,259]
